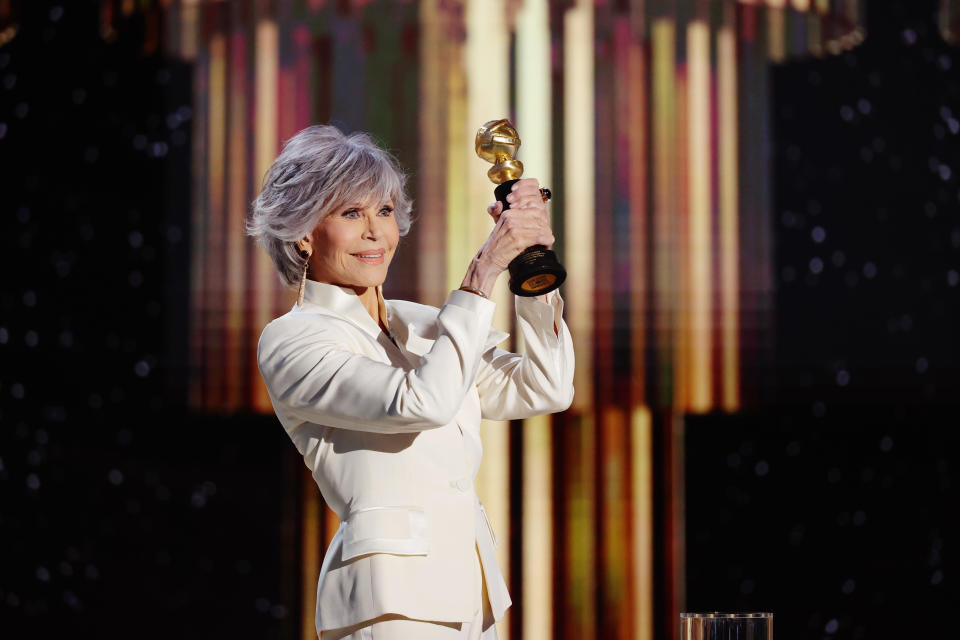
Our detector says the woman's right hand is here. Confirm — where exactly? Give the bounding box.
[460,178,555,297]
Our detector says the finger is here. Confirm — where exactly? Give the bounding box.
[511,178,543,197]
[507,187,542,204]
[514,196,548,209]
[510,202,550,219]
[514,181,547,199]
[498,208,548,235]
[511,177,540,192]
[501,206,542,225]
[505,191,547,209]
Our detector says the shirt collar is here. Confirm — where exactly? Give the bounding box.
[297,279,391,340]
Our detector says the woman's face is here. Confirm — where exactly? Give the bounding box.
[304,195,399,289]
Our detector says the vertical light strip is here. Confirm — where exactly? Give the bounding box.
[631,405,654,640]
[563,0,595,412]
[686,17,712,412]
[187,20,209,410]
[466,0,510,333]
[277,22,296,144]
[808,8,823,57]
[515,1,553,639]
[738,1,762,405]
[718,2,741,412]
[465,3,512,637]
[651,17,676,408]
[563,3,596,637]
[179,0,199,60]
[160,3,177,58]
[674,58,690,413]
[592,6,615,412]
[225,19,249,411]
[600,406,628,637]
[444,47,469,294]
[756,2,776,406]
[843,0,859,31]
[520,414,552,640]
[559,411,597,638]
[670,410,687,635]
[300,469,320,640]
[143,4,159,55]
[627,12,653,638]
[204,28,227,411]
[324,504,340,556]
[628,12,648,410]
[252,13,279,413]
[939,0,957,43]
[516,0,552,189]
[293,25,312,132]
[767,4,787,62]
[418,0,449,307]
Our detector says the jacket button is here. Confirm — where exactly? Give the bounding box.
[455,477,471,492]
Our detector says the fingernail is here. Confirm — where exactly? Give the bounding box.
[511,183,519,191]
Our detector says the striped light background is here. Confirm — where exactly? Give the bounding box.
[86,1,872,638]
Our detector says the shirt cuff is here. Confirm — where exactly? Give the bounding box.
[447,288,497,316]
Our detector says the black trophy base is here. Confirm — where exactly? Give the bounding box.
[508,245,567,296]
[494,179,567,297]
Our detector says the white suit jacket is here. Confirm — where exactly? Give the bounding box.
[256,279,575,633]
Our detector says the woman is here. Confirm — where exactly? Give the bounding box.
[248,124,574,640]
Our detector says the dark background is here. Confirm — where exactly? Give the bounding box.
[0,3,296,638]
[686,1,959,638]
[1,0,957,638]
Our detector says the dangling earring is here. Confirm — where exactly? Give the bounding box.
[297,247,311,307]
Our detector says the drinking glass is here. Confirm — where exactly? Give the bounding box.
[680,612,773,640]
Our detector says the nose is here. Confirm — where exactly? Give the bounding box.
[362,210,385,240]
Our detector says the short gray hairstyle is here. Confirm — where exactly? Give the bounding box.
[246,124,413,288]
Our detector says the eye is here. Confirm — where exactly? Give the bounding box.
[341,208,360,218]
[378,206,394,217]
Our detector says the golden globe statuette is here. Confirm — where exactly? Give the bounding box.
[475,119,567,297]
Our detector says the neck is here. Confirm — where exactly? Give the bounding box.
[307,278,389,333]
[350,284,389,334]
[350,285,377,320]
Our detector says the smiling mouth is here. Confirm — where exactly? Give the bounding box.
[351,251,385,264]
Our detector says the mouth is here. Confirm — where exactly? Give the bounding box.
[351,251,386,265]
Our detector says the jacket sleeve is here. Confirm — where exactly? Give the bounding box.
[257,290,496,434]
[474,289,575,421]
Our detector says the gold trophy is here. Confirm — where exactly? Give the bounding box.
[475,119,566,296]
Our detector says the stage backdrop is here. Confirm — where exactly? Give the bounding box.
[80,1,877,639]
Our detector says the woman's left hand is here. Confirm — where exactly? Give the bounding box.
[486,178,553,250]
[486,178,556,314]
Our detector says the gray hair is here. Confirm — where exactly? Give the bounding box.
[246,124,413,288]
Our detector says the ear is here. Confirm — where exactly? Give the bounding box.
[296,235,313,257]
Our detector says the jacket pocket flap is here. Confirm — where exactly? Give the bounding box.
[341,505,430,561]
